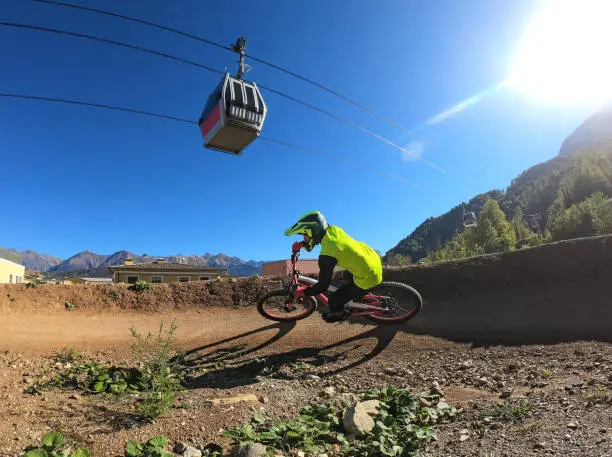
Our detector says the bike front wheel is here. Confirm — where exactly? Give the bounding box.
[256,288,318,322]
[364,281,423,324]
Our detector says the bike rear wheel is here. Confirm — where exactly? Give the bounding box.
[257,288,318,322]
[363,281,422,324]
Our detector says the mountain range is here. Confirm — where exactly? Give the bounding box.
[2,249,265,278]
[385,107,612,263]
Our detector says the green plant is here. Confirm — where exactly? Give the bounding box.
[24,361,148,395]
[23,431,90,457]
[54,348,84,364]
[129,320,183,420]
[125,436,172,457]
[485,399,534,424]
[105,289,122,300]
[64,301,76,311]
[224,386,460,457]
[129,280,153,293]
[586,385,611,406]
[541,369,553,378]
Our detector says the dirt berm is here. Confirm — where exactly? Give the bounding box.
[1,235,610,345]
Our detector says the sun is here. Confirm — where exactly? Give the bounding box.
[506,0,612,105]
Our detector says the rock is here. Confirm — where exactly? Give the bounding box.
[564,434,571,441]
[232,443,267,457]
[431,381,445,397]
[461,360,473,369]
[331,393,358,409]
[534,442,547,450]
[500,389,512,399]
[259,396,269,404]
[321,386,335,397]
[343,400,381,436]
[459,434,470,442]
[174,443,187,454]
[181,446,202,457]
[567,421,578,429]
[306,374,321,381]
[384,366,397,375]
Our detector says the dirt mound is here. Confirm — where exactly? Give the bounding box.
[0,277,281,314]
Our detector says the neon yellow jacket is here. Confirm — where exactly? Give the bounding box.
[320,226,383,289]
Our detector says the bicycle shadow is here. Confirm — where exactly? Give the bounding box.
[181,322,400,390]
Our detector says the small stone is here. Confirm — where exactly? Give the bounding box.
[343,400,381,436]
[483,416,493,425]
[331,393,358,409]
[181,446,202,457]
[534,442,546,450]
[500,389,512,399]
[384,366,397,375]
[461,360,473,369]
[174,443,187,454]
[459,434,469,442]
[259,396,269,404]
[306,374,321,381]
[322,386,335,397]
[567,421,578,429]
[564,434,571,441]
[232,443,267,457]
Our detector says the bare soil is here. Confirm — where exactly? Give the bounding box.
[0,264,610,457]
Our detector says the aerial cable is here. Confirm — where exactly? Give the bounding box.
[0,92,417,186]
[1,22,444,173]
[27,0,424,142]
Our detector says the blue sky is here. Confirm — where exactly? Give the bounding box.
[0,0,600,262]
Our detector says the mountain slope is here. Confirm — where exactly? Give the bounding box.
[49,251,113,272]
[18,250,61,271]
[386,109,612,262]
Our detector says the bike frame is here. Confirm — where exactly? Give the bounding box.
[289,244,388,317]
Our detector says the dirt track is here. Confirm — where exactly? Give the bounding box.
[1,236,611,456]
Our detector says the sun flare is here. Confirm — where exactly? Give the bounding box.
[506,0,612,105]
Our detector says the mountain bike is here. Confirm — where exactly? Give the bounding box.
[257,242,423,324]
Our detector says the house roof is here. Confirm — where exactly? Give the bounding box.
[67,277,113,283]
[108,261,227,273]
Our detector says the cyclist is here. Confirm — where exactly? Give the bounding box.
[284,211,383,322]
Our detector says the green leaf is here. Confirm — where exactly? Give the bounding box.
[125,441,144,457]
[147,436,169,448]
[42,432,64,449]
[286,431,301,438]
[25,450,48,457]
[92,381,105,392]
[71,449,90,457]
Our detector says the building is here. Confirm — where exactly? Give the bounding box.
[262,259,320,277]
[0,247,25,284]
[64,276,114,285]
[108,258,228,284]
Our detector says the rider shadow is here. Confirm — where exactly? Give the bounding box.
[182,322,400,390]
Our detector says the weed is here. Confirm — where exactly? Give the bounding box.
[65,301,76,311]
[586,385,611,406]
[224,386,460,457]
[105,289,122,300]
[54,348,84,364]
[515,420,542,432]
[22,431,90,457]
[26,279,45,289]
[129,280,153,293]
[485,399,534,424]
[541,369,553,378]
[129,320,183,420]
[125,436,172,457]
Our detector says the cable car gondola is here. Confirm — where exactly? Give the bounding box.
[198,37,267,155]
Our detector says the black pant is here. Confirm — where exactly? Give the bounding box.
[328,278,367,313]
